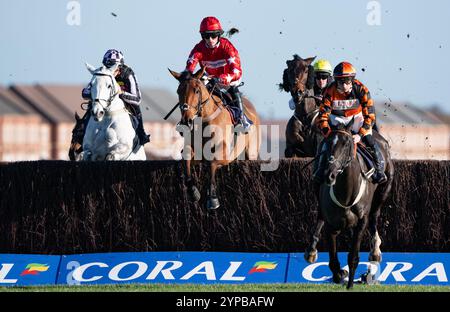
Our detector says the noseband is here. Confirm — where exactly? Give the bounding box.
[180,79,215,120]
[328,130,355,174]
[92,73,119,110]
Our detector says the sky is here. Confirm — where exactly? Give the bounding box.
[1,0,450,118]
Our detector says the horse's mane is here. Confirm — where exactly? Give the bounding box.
[278,55,300,92]
[95,65,115,76]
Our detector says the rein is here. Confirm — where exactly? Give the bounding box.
[92,72,120,110]
[327,130,369,209]
[181,79,223,123]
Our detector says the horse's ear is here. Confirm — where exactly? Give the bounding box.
[193,67,206,79]
[85,62,96,75]
[304,56,316,66]
[168,68,182,81]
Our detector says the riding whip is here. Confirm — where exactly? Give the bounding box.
[163,103,180,120]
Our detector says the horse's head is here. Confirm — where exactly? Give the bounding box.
[279,55,316,104]
[323,120,355,185]
[169,67,210,130]
[68,112,84,161]
[86,63,120,122]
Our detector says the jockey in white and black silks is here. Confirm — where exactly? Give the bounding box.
[82,49,150,145]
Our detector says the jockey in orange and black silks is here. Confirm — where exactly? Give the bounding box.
[313,62,387,184]
[183,16,251,132]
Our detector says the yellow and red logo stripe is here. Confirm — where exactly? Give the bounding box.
[248,261,277,274]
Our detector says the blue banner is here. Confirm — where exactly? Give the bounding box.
[57,252,288,285]
[2,252,449,286]
[0,254,61,286]
[287,252,450,285]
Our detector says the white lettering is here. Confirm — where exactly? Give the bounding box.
[66,1,81,26]
[109,261,148,281]
[72,262,108,282]
[302,262,331,281]
[66,261,81,285]
[146,261,182,280]
[0,264,18,284]
[181,261,216,280]
[378,262,413,282]
[412,263,448,282]
[220,262,245,281]
[366,1,381,26]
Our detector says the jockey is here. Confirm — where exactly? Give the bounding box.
[184,16,251,132]
[82,49,150,145]
[313,61,387,185]
[312,59,333,99]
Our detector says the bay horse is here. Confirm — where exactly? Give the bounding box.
[169,68,260,210]
[279,55,322,158]
[318,121,394,289]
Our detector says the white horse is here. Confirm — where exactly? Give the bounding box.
[82,63,146,161]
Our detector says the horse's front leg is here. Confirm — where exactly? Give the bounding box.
[327,226,347,284]
[183,145,200,202]
[346,215,368,289]
[82,143,93,161]
[206,161,220,210]
[106,141,131,160]
[304,219,324,263]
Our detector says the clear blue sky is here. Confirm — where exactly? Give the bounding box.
[1,0,449,118]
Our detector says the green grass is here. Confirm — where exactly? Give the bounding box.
[1,283,449,292]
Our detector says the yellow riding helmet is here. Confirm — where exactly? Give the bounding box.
[313,59,333,75]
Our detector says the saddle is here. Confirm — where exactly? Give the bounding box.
[208,86,252,127]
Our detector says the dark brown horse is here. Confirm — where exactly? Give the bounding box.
[169,68,261,210]
[318,122,394,289]
[279,55,322,158]
[68,112,85,161]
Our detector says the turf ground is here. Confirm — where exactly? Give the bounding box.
[1,283,449,292]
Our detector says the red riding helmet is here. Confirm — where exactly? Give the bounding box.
[333,62,357,78]
[199,16,224,34]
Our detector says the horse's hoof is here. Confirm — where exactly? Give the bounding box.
[361,271,379,285]
[333,269,349,284]
[189,186,201,202]
[369,253,382,263]
[346,281,354,290]
[304,249,318,264]
[207,196,220,210]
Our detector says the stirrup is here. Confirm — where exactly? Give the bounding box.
[372,171,387,184]
[235,118,251,133]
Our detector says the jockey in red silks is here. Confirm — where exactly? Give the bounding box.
[184,16,251,132]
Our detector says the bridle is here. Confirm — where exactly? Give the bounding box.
[91,72,120,111]
[327,130,355,175]
[180,78,220,122]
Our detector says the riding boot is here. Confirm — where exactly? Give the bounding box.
[312,140,328,185]
[229,86,251,133]
[367,141,387,184]
[134,105,151,145]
